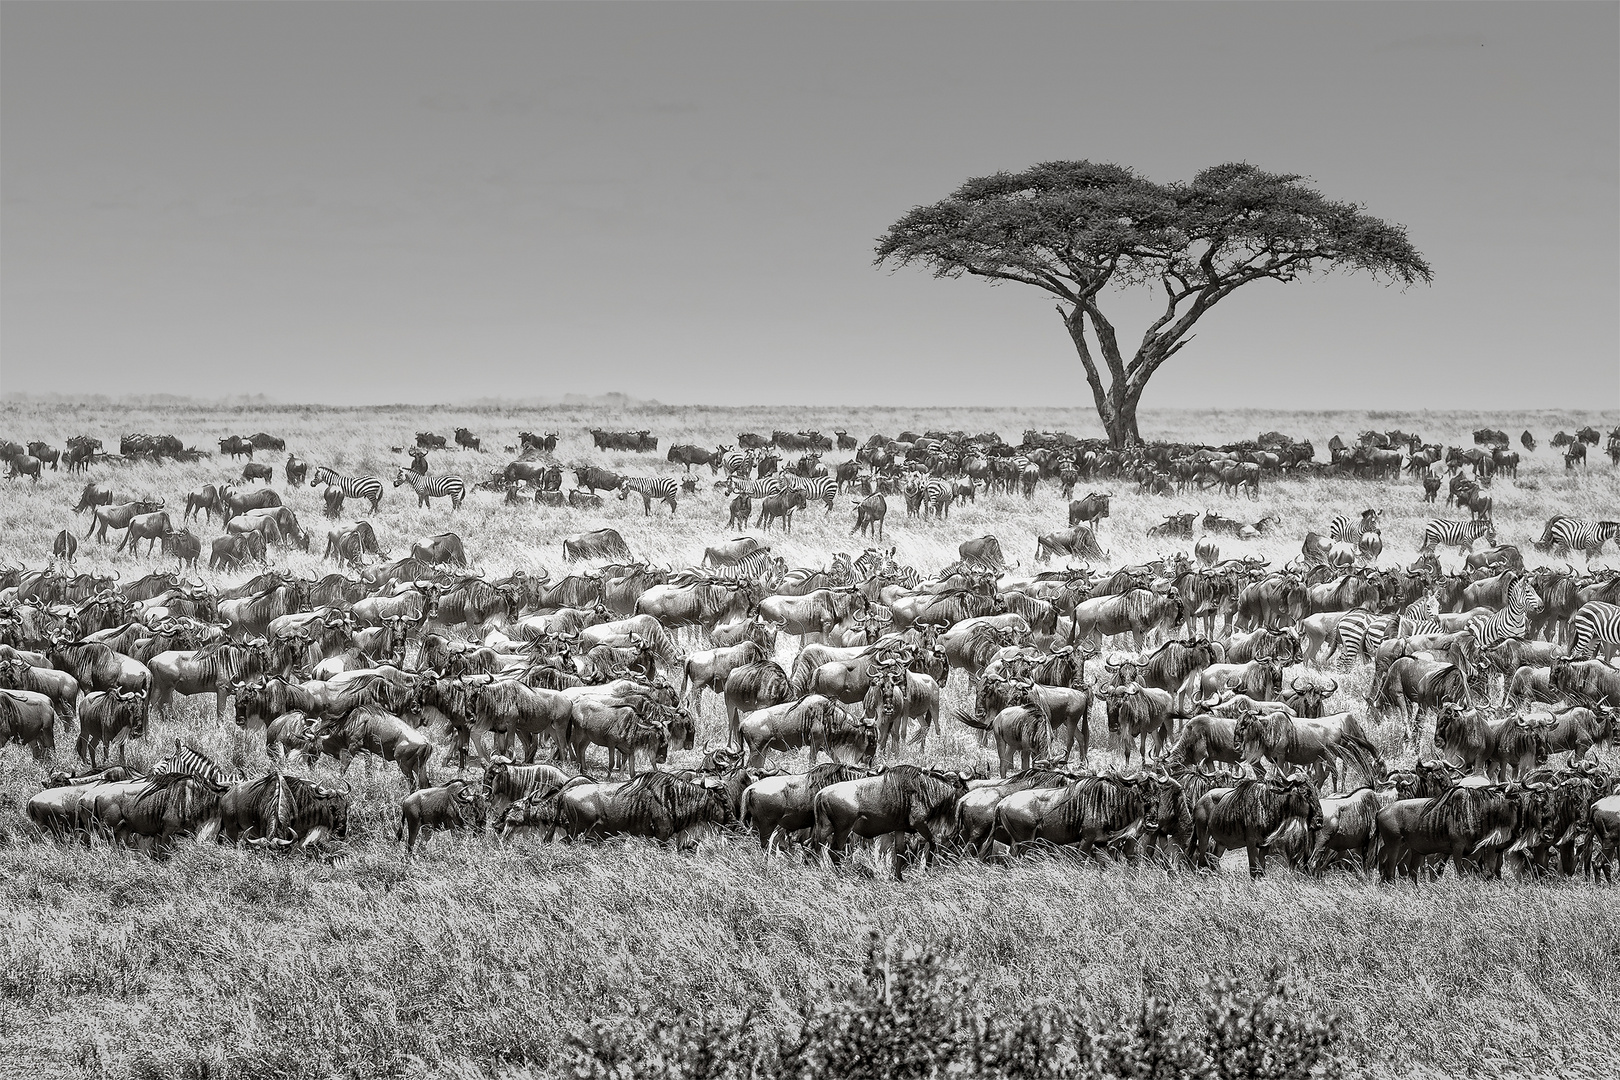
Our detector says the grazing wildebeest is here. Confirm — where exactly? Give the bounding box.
[86,500,164,544]
[210,533,266,571]
[219,435,255,459]
[53,529,78,563]
[562,528,631,563]
[411,532,468,567]
[241,462,274,484]
[74,483,115,514]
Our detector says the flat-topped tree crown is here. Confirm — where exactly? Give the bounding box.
[876,161,1432,447]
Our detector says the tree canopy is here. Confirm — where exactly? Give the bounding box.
[875,161,1432,446]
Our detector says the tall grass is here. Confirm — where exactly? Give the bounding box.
[0,403,1617,1078]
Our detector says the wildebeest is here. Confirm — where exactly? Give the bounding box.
[812,764,967,879]
[241,462,274,484]
[210,533,266,571]
[308,703,433,790]
[74,688,147,766]
[86,500,164,544]
[397,779,486,854]
[454,427,481,451]
[1035,526,1104,563]
[1191,774,1324,877]
[0,688,58,760]
[219,435,255,459]
[74,482,116,514]
[116,510,175,556]
[852,493,888,539]
[411,532,468,567]
[738,694,876,768]
[740,762,867,853]
[1376,782,1549,881]
[562,528,631,563]
[1235,709,1382,791]
[183,485,224,523]
[216,770,349,848]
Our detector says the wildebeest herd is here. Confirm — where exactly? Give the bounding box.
[1,420,1618,884]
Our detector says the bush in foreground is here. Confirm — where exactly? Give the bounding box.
[567,933,1342,1080]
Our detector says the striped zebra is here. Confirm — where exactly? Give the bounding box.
[1328,509,1380,543]
[1419,518,1496,552]
[780,474,836,511]
[1465,576,1543,649]
[919,478,953,519]
[150,739,235,787]
[719,449,753,476]
[854,547,921,589]
[1569,601,1620,659]
[310,466,384,513]
[725,476,783,498]
[618,476,679,515]
[1535,517,1619,562]
[1336,598,1440,670]
[393,467,466,510]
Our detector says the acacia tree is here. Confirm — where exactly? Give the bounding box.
[875,162,1432,447]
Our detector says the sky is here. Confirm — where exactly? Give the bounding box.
[2,2,1615,409]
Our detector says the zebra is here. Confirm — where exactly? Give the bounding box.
[1336,598,1440,671]
[724,476,781,498]
[150,739,235,787]
[1465,577,1544,650]
[1569,601,1620,660]
[617,476,679,515]
[1419,518,1496,553]
[719,449,753,476]
[918,478,953,519]
[1535,518,1619,563]
[393,467,466,510]
[854,547,920,589]
[310,466,384,513]
[1328,508,1380,542]
[780,474,836,512]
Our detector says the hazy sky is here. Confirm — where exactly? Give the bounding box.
[3,2,1615,408]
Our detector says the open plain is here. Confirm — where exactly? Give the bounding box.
[1,402,1618,1080]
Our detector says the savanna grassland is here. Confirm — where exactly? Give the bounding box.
[1,401,1618,1080]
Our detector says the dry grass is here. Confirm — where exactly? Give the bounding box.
[1,402,1618,1079]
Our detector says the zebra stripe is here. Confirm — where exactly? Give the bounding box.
[1466,578,1543,649]
[618,476,679,513]
[1329,514,1357,543]
[725,477,782,498]
[151,739,234,786]
[1568,601,1620,659]
[779,475,836,508]
[312,466,384,509]
[393,468,466,508]
[1547,519,1620,561]
[1334,607,1390,669]
[1420,518,1493,551]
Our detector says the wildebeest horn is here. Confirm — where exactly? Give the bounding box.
[1291,677,1307,692]
[1323,678,1337,695]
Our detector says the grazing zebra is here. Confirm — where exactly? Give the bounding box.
[1535,518,1619,562]
[1569,601,1620,659]
[618,476,679,515]
[781,474,836,512]
[310,466,384,513]
[1419,518,1496,553]
[1465,577,1543,649]
[393,467,466,510]
[707,548,782,583]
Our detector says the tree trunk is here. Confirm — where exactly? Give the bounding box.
[1060,303,1145,449]
[1107,394,1143,448]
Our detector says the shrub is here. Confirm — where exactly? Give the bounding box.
[565,933,1344,1080]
